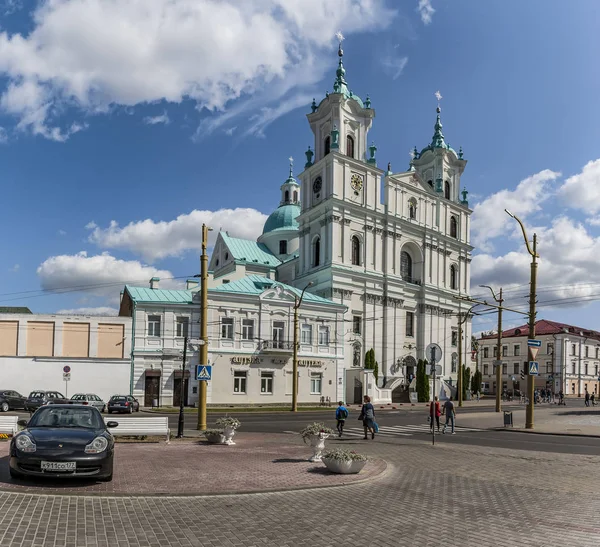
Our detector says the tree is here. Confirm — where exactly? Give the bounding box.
[364,349,378,382]
[416,359,430,402]
[463,366,471,399]
[472,369,482,395]
[374,360,379,383]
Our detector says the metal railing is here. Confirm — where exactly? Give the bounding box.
[261,340,294,351]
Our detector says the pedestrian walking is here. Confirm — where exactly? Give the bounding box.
[335,401,348,437]
[591,393,596,406]
[429,397,441,433]
[442,398,456,434]
[476,390,480,402]
[360,395,376,440]
[559,389,565,405]
[585,390,590,407]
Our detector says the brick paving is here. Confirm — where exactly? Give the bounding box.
[0,435,599,546]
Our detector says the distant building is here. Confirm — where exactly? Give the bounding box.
[478,319,600,397]
[0,312,131,401]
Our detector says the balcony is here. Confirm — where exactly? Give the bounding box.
[260,340,294,353]
[402,276,422,286]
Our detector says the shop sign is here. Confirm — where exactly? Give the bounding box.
[230,356,262,365]
[298,359,324,367]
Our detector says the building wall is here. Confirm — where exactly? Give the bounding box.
[0,321,18,356]
[63,322,90,357]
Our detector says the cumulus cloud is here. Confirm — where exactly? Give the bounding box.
[56,306,118,316]
[470,169,561,251]
[558,158,600,216]
[0,0,395,139]
[417,0,435,25]
[143,112,170,125]
[37,251,176,303]
[87,208,268,262]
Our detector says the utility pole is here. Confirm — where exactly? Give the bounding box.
[197,224,212,431]
[292,282,313,412]
[506,210,539,429]
[480,285,504,412]
[458,315,463,407]
[176,336,188,438]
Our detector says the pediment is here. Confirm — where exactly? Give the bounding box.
[260,284,297,304]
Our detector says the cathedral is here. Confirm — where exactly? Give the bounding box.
[209,41,474,399]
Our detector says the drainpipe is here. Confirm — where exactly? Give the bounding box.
[129,300,136,395]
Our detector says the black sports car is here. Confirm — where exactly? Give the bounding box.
[9,405,118,481]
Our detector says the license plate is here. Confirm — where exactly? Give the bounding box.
[41,461,76,471]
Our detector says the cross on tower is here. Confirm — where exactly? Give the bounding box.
[434,90,443,109]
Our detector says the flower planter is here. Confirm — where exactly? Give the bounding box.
[205,432,226,444]
[223,425,237,445]
[307,432,329,462]
[322,457,367,474]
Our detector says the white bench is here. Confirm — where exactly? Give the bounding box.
[104,417,170,442]
[0,416,19,436]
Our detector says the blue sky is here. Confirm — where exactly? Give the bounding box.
[1,0,600,334]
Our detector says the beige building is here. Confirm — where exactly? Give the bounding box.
[0,312,132,402]
[478,319,600,397]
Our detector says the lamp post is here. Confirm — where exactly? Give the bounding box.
[505,209,538,429]
[457,305,478,407]
[292,282,314,412]
[176,336,188,438]
[197,224,213,431]
[479,285,504,413]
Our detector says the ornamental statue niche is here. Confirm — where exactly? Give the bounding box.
[353,342,361,367]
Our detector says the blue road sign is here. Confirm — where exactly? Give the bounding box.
[63,365,71,373]
[528,361,539,375]
[196,365,212,381]
[527,339,542,348]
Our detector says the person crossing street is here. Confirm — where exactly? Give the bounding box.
[442,398,456,434]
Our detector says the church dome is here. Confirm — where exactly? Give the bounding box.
[262,204,300,235]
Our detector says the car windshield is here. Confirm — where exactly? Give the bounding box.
[111,396,127,402]
[28,407,104,429]
[29,392,45,398]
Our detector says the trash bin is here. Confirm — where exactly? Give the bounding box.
[152,398,159,409]
[503,411,513,427]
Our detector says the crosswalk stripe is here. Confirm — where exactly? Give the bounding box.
[338,424,484,437]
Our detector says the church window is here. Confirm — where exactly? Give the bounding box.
[346,135,355,158]
[293,190,298,203]
[284,190,289,203]
[408,198,417,220]
[444,181,451,200]
[450,264,458,290]
[400,251,412,281]
[351,236,361,265]
[313,237,321,267]
[324,136,331,156]
[450,216,458,238]
[279,240,287,255]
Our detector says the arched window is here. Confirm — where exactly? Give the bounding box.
[346,135,355,158]
[324,136,331,156]
[400,251,412,281]
[293,190,298,203]
[351,236,360,265]
[284,190,289,203]
[427,180,433,189]
[450,216,458,238]
[450,264,457,290]
[313,237,321,267]
[444,181,451,200]
[408,199,417,220]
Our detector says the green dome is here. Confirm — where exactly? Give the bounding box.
[262,204,301,235]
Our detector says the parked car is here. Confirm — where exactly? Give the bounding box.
[25,391,69,412]
[9,404,117,481]
[70,394,106,413]
[0,390,27,412]
[107,395,140,414]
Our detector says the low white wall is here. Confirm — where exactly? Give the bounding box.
[0,357,130,403]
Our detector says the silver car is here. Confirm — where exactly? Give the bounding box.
[70,393,106,412]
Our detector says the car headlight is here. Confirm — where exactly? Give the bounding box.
[85,436,108,454]
[15,434,36,453]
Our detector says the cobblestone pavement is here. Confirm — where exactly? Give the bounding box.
[1,435,600,547]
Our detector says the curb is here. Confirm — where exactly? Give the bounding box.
[491,427,600,439]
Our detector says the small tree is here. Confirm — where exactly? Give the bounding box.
[374,360,379,382]
[472,369,482,395]
[416,359,430,402]
[463,366,471,399]
[364,349,378,382]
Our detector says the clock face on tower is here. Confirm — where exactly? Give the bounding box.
[351,173,363,194]
[312,176,322,194]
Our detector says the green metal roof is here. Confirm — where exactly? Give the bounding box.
[125,286,194,304]
[262,204,300,235]
[0,307,32,314]
[221,233,281,267]
[210,275,338,306]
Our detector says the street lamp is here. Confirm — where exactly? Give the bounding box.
[197,224,213,431]
[292,281,314,412]
[479,284,504,413]
[505,209,539,429]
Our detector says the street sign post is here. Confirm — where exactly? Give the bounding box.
[425,343,442,447]
[63,365,71,373]
[196,365,212,381]
[63,371,71,398]
[187,339,205,345]
[527,339,541,347]
[528,361,539,375]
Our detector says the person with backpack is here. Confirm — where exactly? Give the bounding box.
[360,395,376,440]
[442,398,456,434]
[335,401,349,437]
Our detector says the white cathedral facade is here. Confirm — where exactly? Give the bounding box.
[208,44,474,402]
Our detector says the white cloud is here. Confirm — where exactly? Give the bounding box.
[9,263,19,272]
[224,126,237,136]
[37,251,176,303]
[470,169,561,251]
[0,126,7,143]
[558,159,600,216]
[87,208,268,262]
[0,0,395,139]
[58,229,67,235]
[143,112,170,125]
[380,54,408,80]
[417,0,435,25]
[57,306,118,316]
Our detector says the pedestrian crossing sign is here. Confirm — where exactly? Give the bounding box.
[196,365,212,381]
[528,361,539,375]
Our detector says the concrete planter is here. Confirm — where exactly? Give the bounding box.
[223,425,237,445]
[204,432,226,444]
[307,433,330,462]
[321,458,367,474]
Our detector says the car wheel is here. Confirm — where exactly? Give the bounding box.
[128,406,133,414]
[9,468,23,480]
[136,405,140,412]
[1,402,9,412]
[101,406,106,413]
